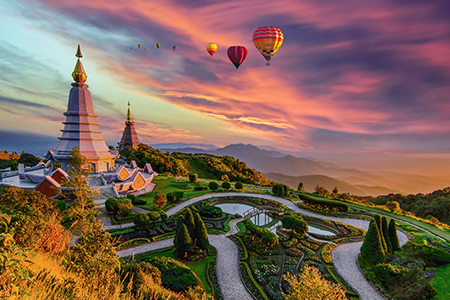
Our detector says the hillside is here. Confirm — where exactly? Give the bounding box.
[158,143,448,195]
[264,173,397,196]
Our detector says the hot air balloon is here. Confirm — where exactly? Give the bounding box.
[138,44,141,48]
[156,43,161,49]
[144,48,147,50]
[227,46,247,71]
[252,26,283,66]
[206,43,217,57]
[172,46,177,51]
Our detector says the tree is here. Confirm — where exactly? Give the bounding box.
[297,182,305,192]
[389,219,401,252]
[189,173,198,183]
[208,181,219,191]
[381,216,393,253]
[105,198,133,215]
[175,223,192,258]
[272,184,288,196]
[314,185,330,196]
[283,265,347,300]
[184,209,196,242]
[194,213,210,250]
[221,174,229,181]
[332,186,339,197]
[374,214,387,252]
[58,146,100,236]
[147,211,161,223]
[133,213,150,232]
[386,201,401,213]
[159,210,167,222]
[222,181,231,190]
[235,182,243,190]
[361,219,385,264]
[154,194,166,208]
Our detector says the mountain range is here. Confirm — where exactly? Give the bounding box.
[154,143,450,196]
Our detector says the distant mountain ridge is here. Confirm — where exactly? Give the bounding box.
[157,143,449,196]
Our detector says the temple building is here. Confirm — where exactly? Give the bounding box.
[47,45,115,172]
[118,101,140,149]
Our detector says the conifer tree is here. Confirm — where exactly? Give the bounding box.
[374,214,387,252]
[361,219,385,264]
[389,219,401,252]
[173,215,185,247]
[184,208,196,243]
[297,182,305,192]
[59,146,100,236]
[381,216,393,253]
[194,212,210,250]
[175,223,192,258]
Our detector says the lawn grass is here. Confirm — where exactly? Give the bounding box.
[140,246,215,294]
[431,264,450,300]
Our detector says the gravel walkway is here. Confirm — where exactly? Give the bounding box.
[117,234,253,300]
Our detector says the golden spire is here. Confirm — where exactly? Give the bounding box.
[127,101,132,122]
[72,44,87,83]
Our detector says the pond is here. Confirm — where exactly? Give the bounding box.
[214,202,336,236]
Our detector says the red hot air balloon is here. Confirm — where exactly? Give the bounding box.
[138,44,141,48]
[227,46,247,71]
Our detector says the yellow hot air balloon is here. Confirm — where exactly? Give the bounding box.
[156,43,161,49]
[252,26,284,66]
[206,43,217,57]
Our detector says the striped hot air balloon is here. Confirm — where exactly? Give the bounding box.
[227,46,247,71]
[252,26,284,66]
[206,43,217,57]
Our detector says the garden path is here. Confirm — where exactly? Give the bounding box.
[116,234,254,300]
[109,192,413,300]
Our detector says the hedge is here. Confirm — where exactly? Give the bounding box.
[299,194,348,212]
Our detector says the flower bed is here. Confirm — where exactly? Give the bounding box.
[240,262,269,300]
[207,261,222,300]
[321,243,336,264]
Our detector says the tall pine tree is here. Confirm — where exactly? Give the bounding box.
[374,214,387,253]
[173,214,185,247]
[175,223,192,258]
[361,219,385,264]
[389,219,401,252]
[194,212,210,250]
[381,216,393,253]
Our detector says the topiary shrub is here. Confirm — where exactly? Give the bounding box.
[408,243,450,267]
[105,197,133,215]
[281,214,308,237]
[235,182,243,190]
[194,186,207,191]
[208,181,219,191]
[199,205,223,218]
[222,182,231,190]
[189,173,198,183]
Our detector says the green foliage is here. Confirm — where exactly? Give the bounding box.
[148,256,198,293]
[381,216,393,253]
[272,184,288,196]
[121,261,162,297]
[299,193,348,212]
[314,185,330,196]
[147,211,161,222]
[189,173,198,183]
[175,223,193,257]
[222,181,231,190]
[199,205,222,218]
[133,213,150,228]
[281,214,308,237]
[361,220,385,264]
[194,213,210,250]
[18,152,41,167]
[105,197,133,215]
[58,146,100,236]
[159,210,167,222]
[389,219,401,251]
[184,209,196,239]
[372,263,410,285]
[244,219,279,253]
[374,215,387,252]
[297,182,305,192]
[208,181,218,191]
[167,191,184,203]
[235,182,244,190]
[126,193,136,202]
[406,242,450,267]
[375,197,389,205]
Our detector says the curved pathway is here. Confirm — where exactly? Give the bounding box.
[112,192,413,300]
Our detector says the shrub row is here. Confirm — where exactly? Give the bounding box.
[321,243,336,264]
[299,194,348,212]
[116,238,150,250]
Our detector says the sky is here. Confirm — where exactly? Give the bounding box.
[1,0,450,158]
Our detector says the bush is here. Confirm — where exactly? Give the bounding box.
[56,200,66,211]
[189,173,198,183]
[222,182,231,190]
[132,199,146,205]
[272,184,288,196]
[299,194,348,212]
[194,186,207,191]
[199,205,222,218]
[235,182,243,190]
[208,181,219,191]
[126,194,136,202]
[105,198,133,215]
[148,256,198,292]
[373,263,410,285]
[281,214,308,237]
[408,243,450,267]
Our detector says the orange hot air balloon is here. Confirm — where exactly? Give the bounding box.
[206,43,217,57]
[227,46,247,71]
[252,26,284,66]
[138,44,141,48]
